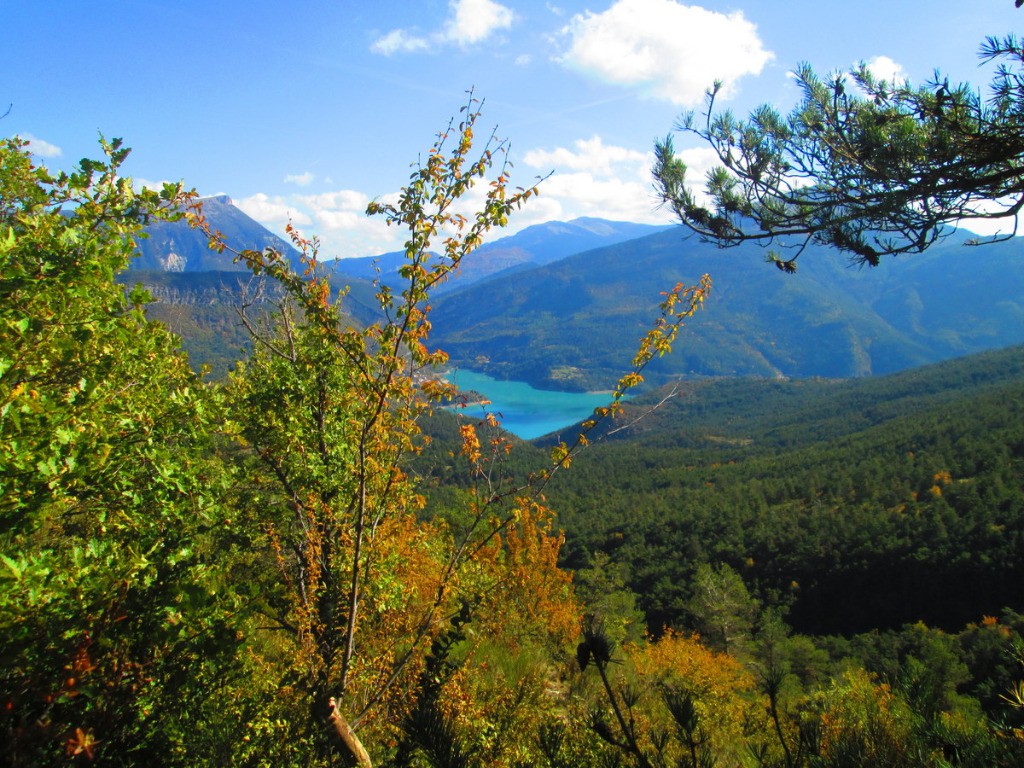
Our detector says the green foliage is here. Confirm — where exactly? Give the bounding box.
[545,346,1024,635]
[655,36,1024,268]
[201,95,599,768]
[572,553,646,647]
[0,137,240,765]
[687,562,759,655]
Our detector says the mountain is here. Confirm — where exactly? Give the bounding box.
[122,267,381,378]
[427,227,1024,391]
[125,195,384,376]
[131,194,301,272]
[127,201,1024,389]
[330,217,671,293]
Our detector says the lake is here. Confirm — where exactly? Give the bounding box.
[446,369,615,440]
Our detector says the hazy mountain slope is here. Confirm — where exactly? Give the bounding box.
[833,237,1024,354]
[428,227,1024,390]
[122,269,381,377]
[331,217,671,293]
[129,199,1024,389]
[126,196,384,375]
[131,194,301,272]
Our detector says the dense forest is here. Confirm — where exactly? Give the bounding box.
[4,109,1024,768]
[538,350,1024,634]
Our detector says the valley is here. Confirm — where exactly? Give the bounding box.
[128,199,1024,396]
[9,157,1024,765]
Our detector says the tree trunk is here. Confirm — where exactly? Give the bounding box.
[326,697,372,768]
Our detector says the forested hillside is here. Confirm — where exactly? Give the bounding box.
[412,342,1024,764]
[118,269,382,377]
[122,193,1024,391]
[529,345,1024,635]
[410,344,1024,639]
[429,226,1024,390]
[544,343,1024,450]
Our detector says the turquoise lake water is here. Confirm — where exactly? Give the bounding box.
[446,369,614,440]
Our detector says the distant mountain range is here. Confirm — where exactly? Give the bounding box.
[132,194,301,272]
[428,226,1024,390]
[330,218,671,293]
[126,196,1024,388]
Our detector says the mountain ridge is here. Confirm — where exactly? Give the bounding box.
[329,217,672,292]
[127,197,1024,388]
[132,194,302,272]
[428,226,1024,390]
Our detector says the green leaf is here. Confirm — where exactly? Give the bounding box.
[0,226,15,254]
[0,553,23,581]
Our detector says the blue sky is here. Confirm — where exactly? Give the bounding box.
[5,0,1022,258]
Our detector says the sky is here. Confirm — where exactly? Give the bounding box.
[5,0,1023,259]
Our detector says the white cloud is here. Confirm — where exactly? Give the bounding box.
[520,134,679,225]
[132,177,174,193]
[297,190,369,230]
[371,29,429,55]
[542,172,656,220]
[954,197,1024,239]
[20,133,62,158]
[284,171,315,187]
[560,0,773,105]
[234,187,422,260]
[667,146,722,206]
[298,188,401,259]
[443,0,514,44]
[236,193,313,228]
[525,135,647,176]
[863,55,908,85]
[237,134,694,260]
[298,189,369,213]
[371,0,514,55]
[513,134,729,228]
